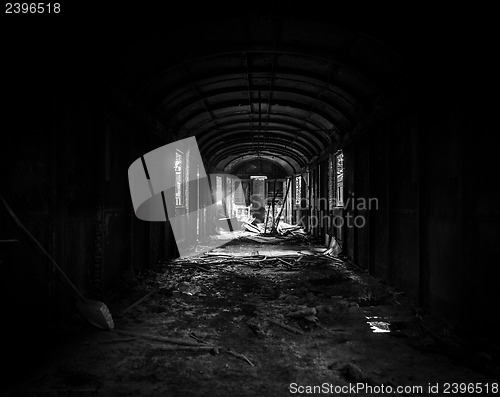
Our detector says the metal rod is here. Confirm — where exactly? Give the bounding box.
[274,178,292,231]
[271,178,277,231]
[0,195,86,301]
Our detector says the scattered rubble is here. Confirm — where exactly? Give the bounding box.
[340,363,372,384]
[240,218,310,243]
[9,237,497,396]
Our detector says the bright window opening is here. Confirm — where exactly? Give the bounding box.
[295,175,301,206]
[174,149,185,206]
[215,175,223,204]
[335,151,344,207]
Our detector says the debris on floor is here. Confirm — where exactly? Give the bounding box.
[241,218,309,241]
[6,238,498,396]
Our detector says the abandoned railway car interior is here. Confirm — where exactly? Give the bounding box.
[1,3,499,396]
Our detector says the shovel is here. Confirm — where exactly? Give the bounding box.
[0,195,114,330]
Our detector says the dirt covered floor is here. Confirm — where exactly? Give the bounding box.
[4,237,499,396]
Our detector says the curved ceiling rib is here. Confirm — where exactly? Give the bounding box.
[179,111,335,143]
[155,73,362,117]
[163,96,352,134]
[196,128,324,155]
[158,90,356,131]
[202,139,313,165]
[232,158,287,177]
[130,46,391,103]
[210,143,308,166]
[116,17,408,175]
[217,151,302,174]
[223,154,299,175]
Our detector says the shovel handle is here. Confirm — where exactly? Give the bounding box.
[0,195,86,301]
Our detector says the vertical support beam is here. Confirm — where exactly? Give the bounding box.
[368,132,375,275]
[417,115,428,310]
[385,121,392,283]
[196,164,200,240]
[352,142,357,264]
[93,121,106,298]
[49,97,59,301]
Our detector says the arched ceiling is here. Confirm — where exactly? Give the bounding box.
[115,16,410,174]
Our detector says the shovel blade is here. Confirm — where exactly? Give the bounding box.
[77,299,114,330]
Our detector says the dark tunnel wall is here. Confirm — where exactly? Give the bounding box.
[327,83,499,344]
[0,33,172,328]
[419,103,499,342]
[340,109,421,297]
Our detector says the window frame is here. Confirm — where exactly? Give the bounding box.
[174,149,186,207]
[294,175,302,207]
[334,150,344,208]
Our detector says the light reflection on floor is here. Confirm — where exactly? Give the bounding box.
[366,316,392,333]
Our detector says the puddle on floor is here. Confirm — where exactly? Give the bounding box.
[366,316,392,333]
